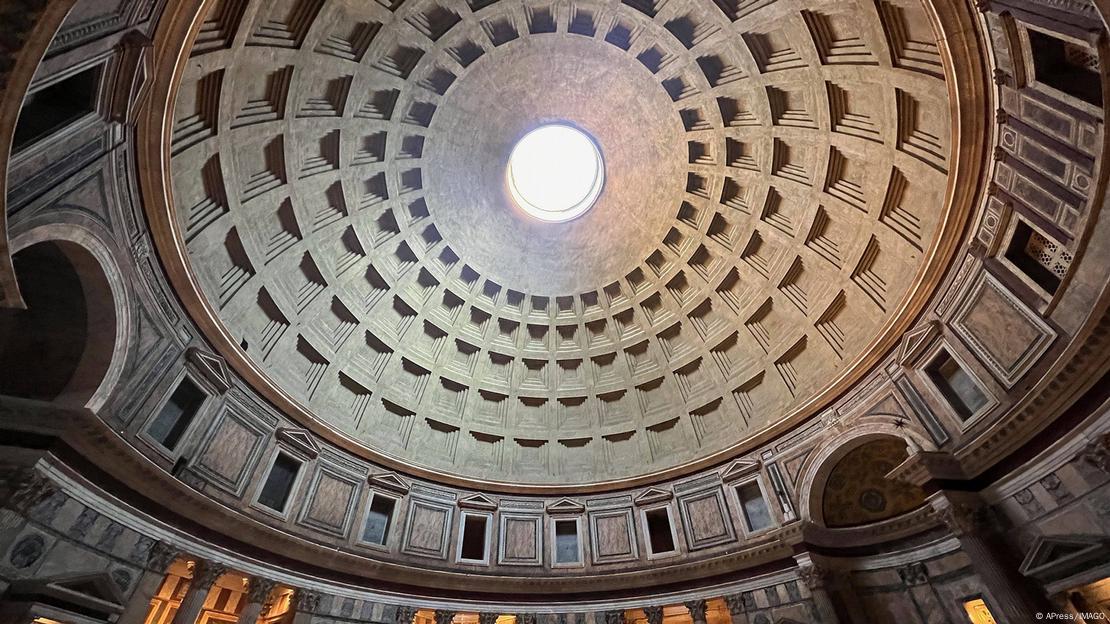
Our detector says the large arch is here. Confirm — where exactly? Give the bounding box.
[795,419,933,528]
[3,222,129,411]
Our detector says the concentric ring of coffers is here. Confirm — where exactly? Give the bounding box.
[169,0,955,485]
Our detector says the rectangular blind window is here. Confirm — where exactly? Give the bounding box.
[554,520,579,563]
[148,377,206,451]
[13,66,101,153]
[738,482,773,531]
[645,508,676,554]
[926,352,988,419]
[258,453,300,512]
[362,495,396,545]
[459,515,488,561]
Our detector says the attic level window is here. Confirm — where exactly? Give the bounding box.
[362,494,396,545]
[926,351,989,420]
[1028,29,1102,107]
[148,377,206,451]
[507,124,604,222]
[644,508,676,555]
[459,514,489,562]
[258,452,301,512]
[1005,220,1071,294]
[736,481,773,532]
[13,66,101,153]
[554,519,580,564]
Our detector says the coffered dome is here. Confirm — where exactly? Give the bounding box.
[168,0,959,487]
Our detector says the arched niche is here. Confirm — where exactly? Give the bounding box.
[0,225,128,410]
[817,436,926,528]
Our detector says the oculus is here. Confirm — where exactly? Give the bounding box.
[506,124,604,222]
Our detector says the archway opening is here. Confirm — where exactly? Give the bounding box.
[0,240,117,405]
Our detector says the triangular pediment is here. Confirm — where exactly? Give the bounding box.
[546,498,585,514]
[633,487,673,506]
[458,492,498,510]
[276,427,320,459]
[721,458,761,482]
[1019,535,1110,583]
[897,321,940,366]
[10,573,126,614]
[368,471,409,494]
[186,347,232,393]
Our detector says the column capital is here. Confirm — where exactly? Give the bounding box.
[1081,433,1110,473]
[643,606,664,624]
[146,540,180,572]
[897,562,929,587]
[435,609,456,624]
[394,606,417,624]
[603,609,624,624]
[515,614,535,624]
[246,576,279,605]
[294,588,321,614]
[797,563,832,590]
[478,613,499,624]
[793,551,834,590]
[684,599,707,623]
[933,499,992,537]
[189,560,227,590]
[2,468,57,513]
[723,595,745,616]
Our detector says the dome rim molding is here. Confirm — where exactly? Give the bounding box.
[135,0,993,495]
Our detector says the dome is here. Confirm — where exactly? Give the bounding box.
[167,0,960,488]
[4,0,1109,617]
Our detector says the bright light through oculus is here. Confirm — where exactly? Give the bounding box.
[507,124,604,223]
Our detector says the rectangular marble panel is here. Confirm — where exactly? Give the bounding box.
[299,468,358,535]
[402,498,452,559]
[498,513,541,566]
[678,487,736,550]
[194,408,267,495]
[588,508,638,564]
[951,270,1055,387]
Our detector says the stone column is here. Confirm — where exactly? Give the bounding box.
[683,600,707,624]
[643,606,663,624]
[118,541,180,624]
[172,560,227,624]
[795,555,841,624]
[236,577,278,624]
[931,493,1056,622]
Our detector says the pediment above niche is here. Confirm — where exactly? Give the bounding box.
[185,346,232,393]
[546,498,585,514]
[9,572,126,615]
[1019,534,1110,587]
[458,492,498,510]
[633,487,673,506]
[721,459,761,482]
[368,471,409,494]
[897,321,940,366]
[276,427,320,459]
